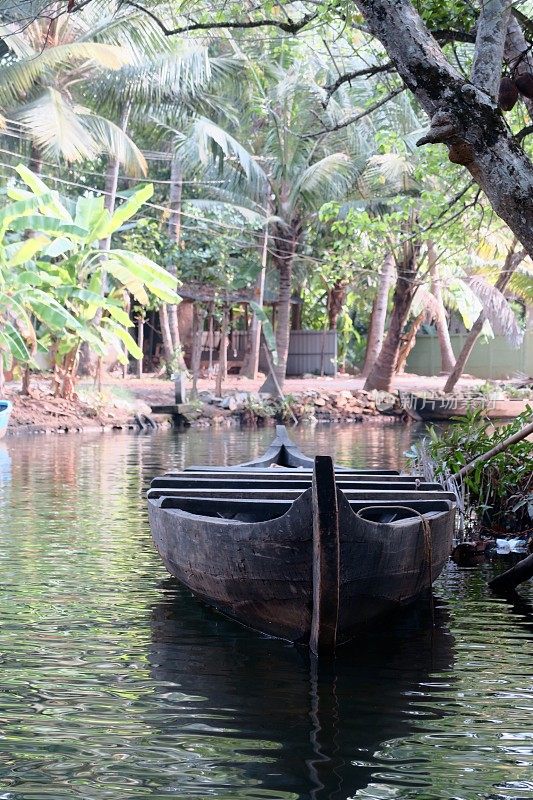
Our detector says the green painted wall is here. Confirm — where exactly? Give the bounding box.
[406,330,533,379]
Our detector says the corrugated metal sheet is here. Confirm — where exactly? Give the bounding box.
[259,331,337,376]
[192,329,338,375]
[407,330,533,379]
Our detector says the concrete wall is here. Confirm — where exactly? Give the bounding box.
[406,330,533,379]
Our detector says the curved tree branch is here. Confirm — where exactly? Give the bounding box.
[118,1,318,36]
[322,62,392,105]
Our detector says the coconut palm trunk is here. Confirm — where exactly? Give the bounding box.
[100,101,132,252]
[361,252,394,377]
[363,234,420,392]
[260,223,297,392]
[428,241,456,373]
[165,149,186,372]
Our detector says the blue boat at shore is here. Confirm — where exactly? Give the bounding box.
[0,400,12,439]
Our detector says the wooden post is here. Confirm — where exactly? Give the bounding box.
[136,316,144,379]
[190,304,205,399]
[310,456,340,656]
[216,306,229,397]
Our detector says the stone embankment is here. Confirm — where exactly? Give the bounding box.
[181,388,402,427]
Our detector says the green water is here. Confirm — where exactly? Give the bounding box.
[0,426,531,799]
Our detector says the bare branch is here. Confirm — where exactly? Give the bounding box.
[118,1,318,36]
[306,86,404,137]
[516,123,533,142]
[471,0,512,100]
[431,29,476,44]
[322,62,392,105]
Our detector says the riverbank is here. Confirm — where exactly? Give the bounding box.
[3,371,516,435]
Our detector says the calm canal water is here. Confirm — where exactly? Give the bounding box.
[0,425,532,800]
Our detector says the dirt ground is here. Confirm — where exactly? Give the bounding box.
[5,370,487,434]
[118,370,486,407]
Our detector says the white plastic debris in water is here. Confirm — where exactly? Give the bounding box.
[496,538,528,554]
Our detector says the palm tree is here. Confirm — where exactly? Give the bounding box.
[86,32,233,371]
[178,55,359,389]
[0,9,149,173]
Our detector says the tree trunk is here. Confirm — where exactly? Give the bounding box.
[190,304,205,398]
[215,306,229,396]
[272,255,292,385]
[159,304,175,367]
[364,222,420,392]
[242,224,269,379]
[361,252,394,377]
[0,356,4,397]
[428,241,456,373]
[327,281,347,330]
[100,101,132,252]
[136,316,144,379]
[165,147,186,372]
[259,224,297,392]
[78,103,131,378]
[354,0,533,260]
[20,366,31,396]
[28,143,43,174]
[443,246,524,393]
[396,310,425,374]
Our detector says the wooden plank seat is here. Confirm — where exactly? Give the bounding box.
[153,472,429,485]
[147,487,456,502]
[150,477,443,491]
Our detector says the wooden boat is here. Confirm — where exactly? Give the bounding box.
[400,391,532,421]
[147,426,455,652]
[0,401,12,439]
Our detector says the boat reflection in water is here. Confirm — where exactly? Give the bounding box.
[149,582,455,800]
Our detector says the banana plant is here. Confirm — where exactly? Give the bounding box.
[0,165,180,396]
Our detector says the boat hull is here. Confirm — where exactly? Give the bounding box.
[0,401,12,440]
[148,488,454,644]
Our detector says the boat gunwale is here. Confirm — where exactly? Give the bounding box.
[148,490,454,531]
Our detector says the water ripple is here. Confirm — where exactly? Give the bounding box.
[0,429,531,799]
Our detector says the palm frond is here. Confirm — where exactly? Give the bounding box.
[411,287,441,321]
[289,153,354,210]
[0,40,131,110]
[14,89,100,163]
[507,265,533,303]
[468,275,524,347]
[77,113,147,175]
[178,117,268,199]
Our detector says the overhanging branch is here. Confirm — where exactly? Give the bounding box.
[118,1,318,36]
[322,62,392,105]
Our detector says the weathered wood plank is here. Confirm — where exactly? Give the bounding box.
[151,477,442,491]
[310,456,340,655]
[148,487,455,501]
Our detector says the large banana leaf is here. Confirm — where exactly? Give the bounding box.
[108,249,181,295]
[101,318,142,359]
[3,321,31,362]
[26,289,83,332]
[15,164,73,222]
[8,216,87,239]
[4,236,50,266]
[103,258,149,305]
[96,184,153,238]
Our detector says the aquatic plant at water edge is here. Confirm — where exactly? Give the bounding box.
[406,409,533,534]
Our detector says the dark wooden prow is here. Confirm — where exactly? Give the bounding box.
[310,456,340,656]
